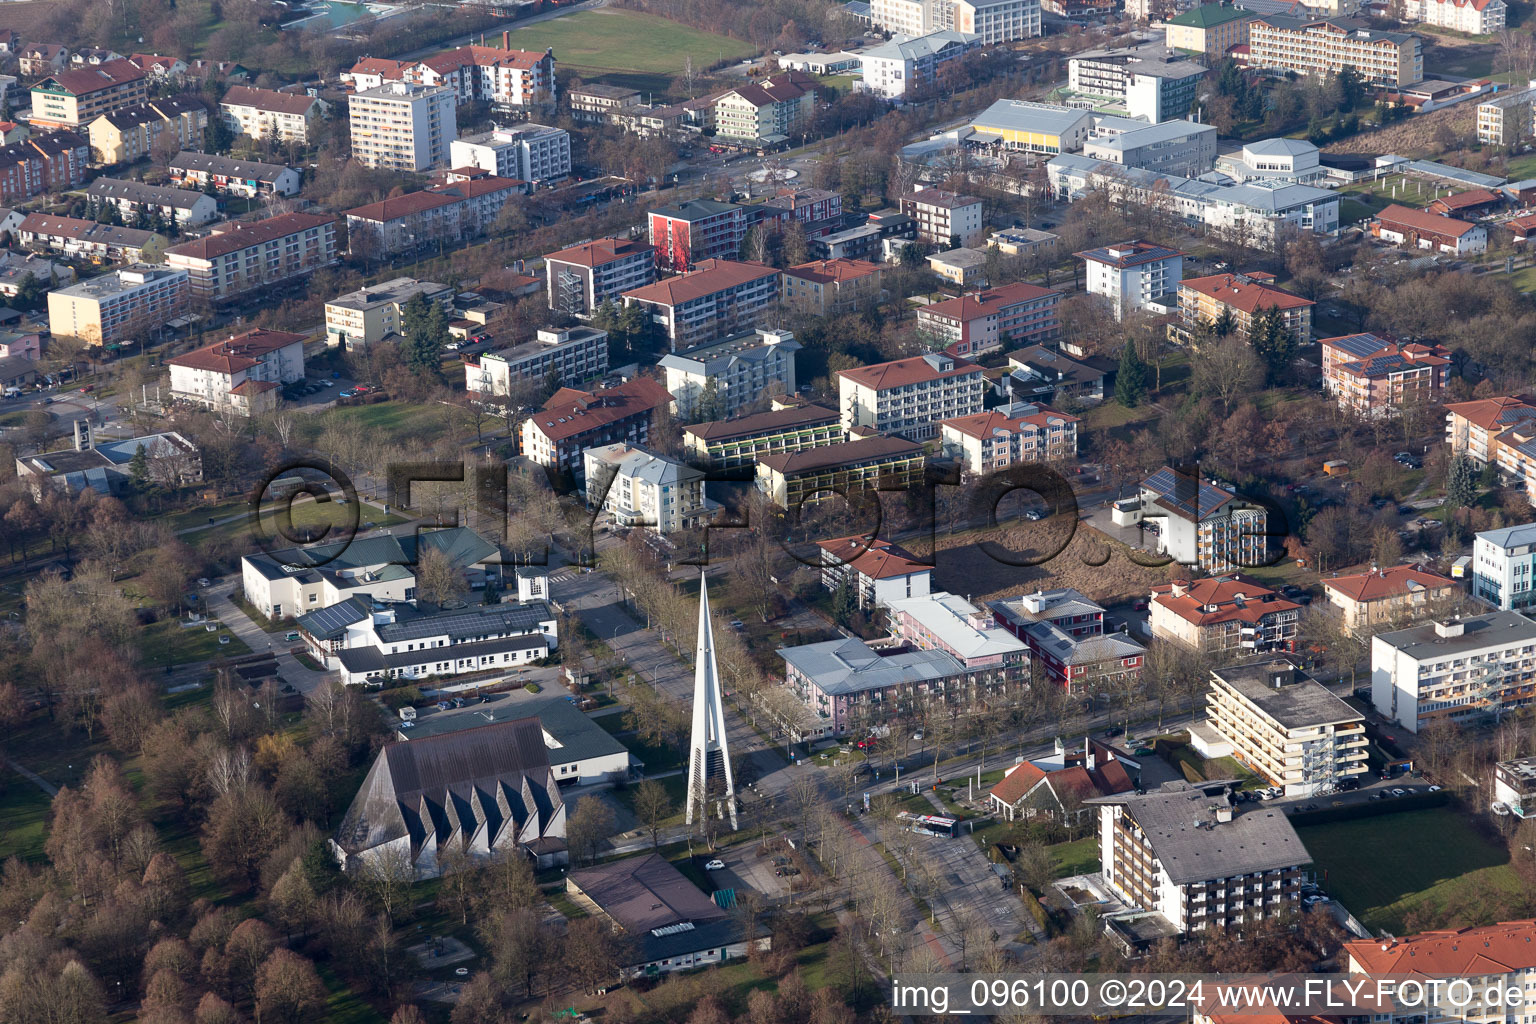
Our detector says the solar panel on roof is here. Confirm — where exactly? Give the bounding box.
[1143,467,1229,519]
[1329,333,1387,359]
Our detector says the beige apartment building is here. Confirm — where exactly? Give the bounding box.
[1445,396,1536,465]
[1322,563,1460,630]
[164,212,337,302]
[29,59,148,129]
[220,86,326,145]
[324,277,453,350]
[1248,15,1422,87]
[46,264,188,346]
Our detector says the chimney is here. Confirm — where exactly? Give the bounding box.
[1215,804,1233,823]
[73,418,92,451]
[1435,619,1466,638]
[503,30,510,50]
[1085,736,1095,772]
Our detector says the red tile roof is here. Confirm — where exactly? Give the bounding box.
[220,85,319,116]
[348,57,407,78]
[1346,921,1536,976]
[1179,273,1314,314]
[168,328,305,374]
[528,377,673,442]
[1445,395,1536,430]
[42,59,145,96]
[621,259,779,306]
[836,352,982,390]
[1375,203,1480,240]
[816,535,931,580]
[545,236,654,268]
[1322,563,1457,603]
[784,258,882,285]
[990,742,1134,806]
[940,405,1077,440]
[989,760,1047,804]
[427,176,524,200]
[1151,575,1300,627]
[164,212,334,261]
[919,281,1062,323]
[1429,188,1501,213]
[725,70,816,108]
[344,191,458,223]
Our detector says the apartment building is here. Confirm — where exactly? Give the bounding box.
[1115,466,1270,573]
[1150,575,1302,654]
[1372,203,1488,255]
[404,38,555,110]
[1175,272,1314,346]
[1096,780,1313,933]
[343,176,526,253]
[164,212,337,302]
[350,81,457,171]
[544,236,656,315]
[1478,88,1536,146]
[888,591,1029,669]
[450,123,570,183]
[869,0,1041,42]
[857,30,980,102]
[900,188,984,247]
[756,186,841,228]
[1248,15,1423,88]
[465,326,609,396]
[1067,48,1208,122]
[166,152,301,198]
[46,264,188,346]
[1495,760,1536,817]
[915,282,1063,357]
[519,377,674,480]
[567,84,641,123]
[323,277,453,349]
[1346,921,1536,1005]
[1492,422,1536,509]
[1078,241,1185,320]
[755,436,926,507]
[939,402,1079,475]
[683,400,843,468]
[990,588,1144,692]
[18,214,157,263]
[1320,333,1450,417]
[967,99,1094,155]
[220,85,326,144]
[583,443,711,535]
[1323,563,1460,630]
[817,535,932,610]
[167,328,306,417]
[713,71,817,144]
[647,200,747,272]
[87,96,207,166]
[1403,0,1505,33]
[1473,523,1536,612]
[0,133,90,205]
[85,177,217,228]
[621,259,781,352]
[782,258,884,316]
[1445,396,1536,466]
[1082,119,1218,178]
[29,59,148,129]
[1372,613,1536,732]
[658,328,800,420]
[1205,660,1367,797]
[838,351,985,442]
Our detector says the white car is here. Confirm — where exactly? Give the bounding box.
[704,859,725,871]
[1428,785,1442,792]
[1390,788,1406,797]
[197,578,211,588]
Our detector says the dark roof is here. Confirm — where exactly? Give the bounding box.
[338,631,547,673]
[167,151,292,182]
[632,918,769,966]
[683,402,839,442]
[758,436,922,474]
[568,853,728,933]
[163,212,333,260]
[1141,465,1234,522]
[221,84,319,116]
[86,176,210,210]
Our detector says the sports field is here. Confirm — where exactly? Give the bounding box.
[509,8,754,85]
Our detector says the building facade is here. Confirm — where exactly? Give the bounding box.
[682,400,843,468]
[1116,466,1271,573]
[29,59,148,129]
[756,436,926,506]
[449,123,571,183]
[1149,575,1302,654]
[1175,272,1314,346]
[164,212,338,302]
[519,377,674,480]
[939,402,1079,475]
[1372,204,1488,255]
[46,264,188,346]
[900,188,984,247]
[87,96,208,166]
[647,200,747,272]
[465,326,609,396]
[1372,613,1536,732]
[781,258,884,316]
[1320,333,1450,418]
[544,236,656,315]
[1078,241,1185,320]
[621,259,781,351]
[1322,563,1460,630]
[165,152,300,198]
[817,535,933,609]
[658,328,800,420]
[166,328,306,417]
[583,442,711,535]
[838,351,986,441]
[1081,119,1218,178]
[323,277,453,349]
[916,282,1063,358]
[1473,523,1536,612]
[1248,15,1423,88]
[220,85,325,144]
[350,82,458,171]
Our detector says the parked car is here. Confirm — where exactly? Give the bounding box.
[1024,508,1048,521]
[1390,788,1407,797]
[197,577,211,587]
[284,631,300,642]
[436,700,452,711]
[1397,505,1416,516]
[338,389,357,398]
[704,859,725,870]
[218,635,230,645]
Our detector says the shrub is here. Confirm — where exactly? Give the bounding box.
[379,686,424,709]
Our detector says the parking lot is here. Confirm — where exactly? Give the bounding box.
[701,843,794,899]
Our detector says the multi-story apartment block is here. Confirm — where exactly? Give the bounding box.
[449,123,570,183]
[567,84,641,123]
[166,152,301,198]
[870,0,1041,42]
[404,38,555,110]
[165,212,337,303]
[1248,15,1422,88]
[817,535,933,610]
[756,186,841,228]
[967,99,1094,155]
[220,85,326,144]
[990,588,1145,692]
[85,177,218,228]
[1067,48,1208,122]
[0,132,90,205]
[857,30,981,102]
[167,328,306,417]
[1116,466,1270,573]
[756,436,926,507]
[519,377,674,480]
[1205,659,1366,797]
[888,591,1029,669]
[1175,272,1314,346]
[1492,422,1536,509]
[87,96,207,166]
[1151,576,1301,655]
[1082,119,1219,178]
[19,214,157,263]
[1495,759,1536,817]
[46,264,188,346]
[658,328,800,421]
[1320,333,1451,418]
[1323,563,1460,630]
[343,176,526,254]
[29,59,148,129]
[350,81,457,171]
[683,400,843,468]
[1078,241,1185,320]
[1445,396,1536,466]
[838,351,985,442]
[781,259,883,316]
[713,71,817,144]
[940,401,1079,475]
[1372,203,1488,255]
[1403,0,1505,33]
[622,259,781,352]
[1474,523,1536,612]
[465,326,609,396]
[900,188,984,247]
[1478,88,1536,146]
[1164,4,1254,58]
[915,282,1062,358]
[1096,780,1313,933]
[1372,613,1536,732]
[647,200,747,272]
[544,236,656,315]
[18,43,69,78]
[323,277,453,349]
[583,443,712,535]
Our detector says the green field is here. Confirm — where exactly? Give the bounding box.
[1298,808,1521,933]
[136,617,252,666]
[1048,836,1099,878]
[509,8,754,83]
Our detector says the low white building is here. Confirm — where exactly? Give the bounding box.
[582,442,712,535]
[465,326,609,397]
[449,123,571,183]
[1081,119,1218,178]
[816,534,932,609]
[657,328,800,421]
[1372,614,1536,733]
[1076,240,1185,320]
[1215,138,1326,185]
[857,30,980,101]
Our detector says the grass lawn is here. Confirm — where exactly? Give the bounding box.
[509,8,754,78]
[1048,836,1099,878]
[1339,198,1377,225]
[136,617,251,666]
[1510,265,1536,293]
[189,495,409,555]
[1297,807,1521,933]
[611,773,689,826]
[597,714,684,773]
[319,400,451,440]
[0,770,51,862]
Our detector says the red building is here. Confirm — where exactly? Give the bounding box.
[915,281,1063,358]
[647,199,746,272]
[0,131,88,204]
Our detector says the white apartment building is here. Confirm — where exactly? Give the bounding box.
[1345,921,1536,1007]
[1403,0,1505,34]
[404,41,555,111]
[1214,138,1326,185]
[1248,15,1423,88]
[900,188,984,247]
[164,212,338,303]
[1114,466,1270,573]
[1066,48,1208,122]
[838,351,985,442]
[1076,240,1185,320]
[1081,119,1219,178]
[1478,88,1536,146]
[857,31,980,102]
[46,264,188,346]
[219,85,326,145]
[870,0,1041,42]
[939,401,1078,475]
[1373,614,1536,733]
[583,443,711,535]
[350,81,458,172]
[1472,522,1536,612]
[323,277,453,350]
[449,123,571,183]
[658,328,800,420]
[1204,660,1367,797]
[166,328,306,417]
[544,236,655,315]
[84,177,218,228]
[465,326,609,396]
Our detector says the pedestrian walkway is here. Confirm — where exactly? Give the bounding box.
[3,755,57,796]
[208,583,330,694]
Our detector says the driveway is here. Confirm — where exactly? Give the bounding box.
[206,580,331,694]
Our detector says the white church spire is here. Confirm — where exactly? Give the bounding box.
[686,571,737,831]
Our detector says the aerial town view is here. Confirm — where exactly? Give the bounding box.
[11,0,1536,1019]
